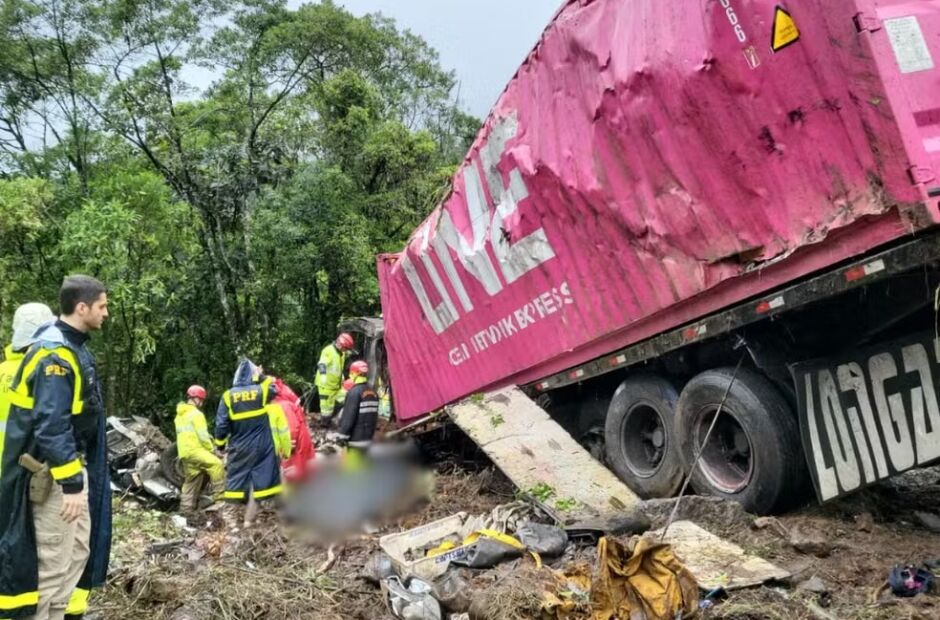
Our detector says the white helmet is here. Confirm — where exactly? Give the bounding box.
[11,303,55,351]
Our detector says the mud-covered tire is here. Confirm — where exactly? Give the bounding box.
[160,444,184,489]
[604,375,684,498]
[675,367,806,515]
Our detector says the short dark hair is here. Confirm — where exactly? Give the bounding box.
[59,275,107,315]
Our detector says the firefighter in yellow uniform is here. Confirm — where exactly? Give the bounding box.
[315,332,354,423]
[0,303,55,478]
[174,385,224,512]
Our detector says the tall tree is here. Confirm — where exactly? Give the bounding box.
[94,0,467,354]
[0,0,479,421]
[0,0,102,185]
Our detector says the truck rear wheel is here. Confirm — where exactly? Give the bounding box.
[604,375,684,498]
[675,367,805,514]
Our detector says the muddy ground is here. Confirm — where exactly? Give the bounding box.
[96,429,940,620]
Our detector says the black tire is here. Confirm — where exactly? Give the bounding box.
[675,367,806,515]
[160,444,184,489]
[604,375,684,498]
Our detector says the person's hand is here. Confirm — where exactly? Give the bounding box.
[61,491,87,523]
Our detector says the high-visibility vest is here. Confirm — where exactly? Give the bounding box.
[0,342,88,616]
[7,345,85,483]
[174,402,214,459]
[265,402,292,460]
[221,378,272,420]
[316,345,347,396]
[0,345,25,476]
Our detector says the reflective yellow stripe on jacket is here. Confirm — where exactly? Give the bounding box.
[0,590,39,611]
[222,379,272,420]
[223,484,282,500]
[0,346,25,476]
[8,346,84,415]
[316,345,346,395]
[49,459,82,481]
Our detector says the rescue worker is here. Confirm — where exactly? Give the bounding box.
[333,361,379,454]
[266,395,292,463]
[215,360,281,529]
[0,275,111,620]
[375,375,392,421]
[270,377,313,483]
[174,385,224,513]
[0,303,55,476]
[315,332,354,424]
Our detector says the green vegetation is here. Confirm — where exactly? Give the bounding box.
[553,497,578,512]
[0,0,477,432]
[525,482,556,503]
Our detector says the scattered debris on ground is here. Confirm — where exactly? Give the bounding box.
[96,423,940,620]
[107,416,182,506]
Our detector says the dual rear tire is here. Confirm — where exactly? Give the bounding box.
[604,375,684,499]
[604,368,806,514]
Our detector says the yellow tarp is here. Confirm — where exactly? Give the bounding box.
[592,536,698,620]
[543,536,699,620]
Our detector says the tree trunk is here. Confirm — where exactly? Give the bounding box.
[195,225,243,355]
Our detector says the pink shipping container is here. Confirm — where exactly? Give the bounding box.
[378,0,940,512]
[376,0,940,510]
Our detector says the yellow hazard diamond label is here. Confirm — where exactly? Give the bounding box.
[772,6,800,52]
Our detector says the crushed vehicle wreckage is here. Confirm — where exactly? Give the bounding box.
[106,416,182,506]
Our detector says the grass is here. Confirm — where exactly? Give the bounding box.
[524,482,556,503]
[554,497,579,512]
[110,501,182,566]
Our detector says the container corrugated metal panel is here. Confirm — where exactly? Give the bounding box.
[379,0,940,421]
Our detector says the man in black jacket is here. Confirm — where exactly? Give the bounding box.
[333,361,378,453]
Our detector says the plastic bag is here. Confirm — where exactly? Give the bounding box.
[383,576,442,620]
[516,522,568,557]
[450,538,522,569]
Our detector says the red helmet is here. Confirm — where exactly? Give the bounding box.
[186,385,207,400]
[349,360,369,376]
[336,333,354,351]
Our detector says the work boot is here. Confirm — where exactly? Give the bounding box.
[179,482,198,514]
[208,478,225,502]
[222,503,242,532]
